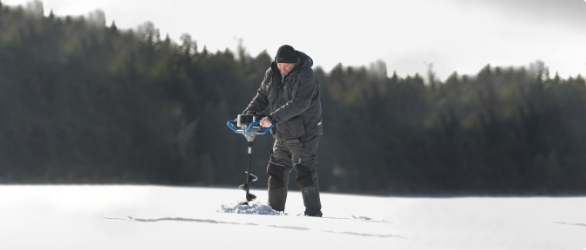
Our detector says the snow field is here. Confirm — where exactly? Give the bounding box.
[1,185,585,250]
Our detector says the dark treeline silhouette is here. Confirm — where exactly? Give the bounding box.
[1,4,585,195]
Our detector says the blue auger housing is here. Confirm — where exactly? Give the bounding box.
[227,112,274,143]
[227,121,273,135]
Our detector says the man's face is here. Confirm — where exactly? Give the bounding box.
[278,63,295,75]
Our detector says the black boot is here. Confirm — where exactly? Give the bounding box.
[267,157,291,212]
[301,172,322,217]
[268,187,288,212]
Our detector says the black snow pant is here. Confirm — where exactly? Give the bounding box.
[266,135,322,216]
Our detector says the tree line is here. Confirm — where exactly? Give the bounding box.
[1,3,585,195]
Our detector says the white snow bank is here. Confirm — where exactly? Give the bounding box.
[218,201,285,215]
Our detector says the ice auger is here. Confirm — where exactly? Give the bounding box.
[227,111,274,205]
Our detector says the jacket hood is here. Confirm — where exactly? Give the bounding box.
[294,51,313,70]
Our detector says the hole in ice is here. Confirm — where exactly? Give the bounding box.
[218,201,286,215]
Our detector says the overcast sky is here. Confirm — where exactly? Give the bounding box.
[4,0,586,80]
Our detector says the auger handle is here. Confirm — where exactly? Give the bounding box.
[227,121,239,133]
[227,121,274,135]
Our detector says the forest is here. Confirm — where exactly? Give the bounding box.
[1,2,585,195]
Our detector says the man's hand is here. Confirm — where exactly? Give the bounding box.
[260,117,273,128]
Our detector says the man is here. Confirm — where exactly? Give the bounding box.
[242,45,323,217]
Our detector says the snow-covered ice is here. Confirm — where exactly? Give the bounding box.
[1,185,586,250]
[218,201,284,215]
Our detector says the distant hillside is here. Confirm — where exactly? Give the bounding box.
[1,3,586,195]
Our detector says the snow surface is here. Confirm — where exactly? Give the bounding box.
[1,185,586,250]
[218,201,284,215]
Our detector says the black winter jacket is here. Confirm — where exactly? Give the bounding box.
[243,51,323,139]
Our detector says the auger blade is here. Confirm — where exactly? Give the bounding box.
[239,171,258,191]
[246,192,256,201]
[238,170,258,203]
[237,191,257,206]
[245,171,258,182]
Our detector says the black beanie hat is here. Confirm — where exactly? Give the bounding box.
[275,45,297,63]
